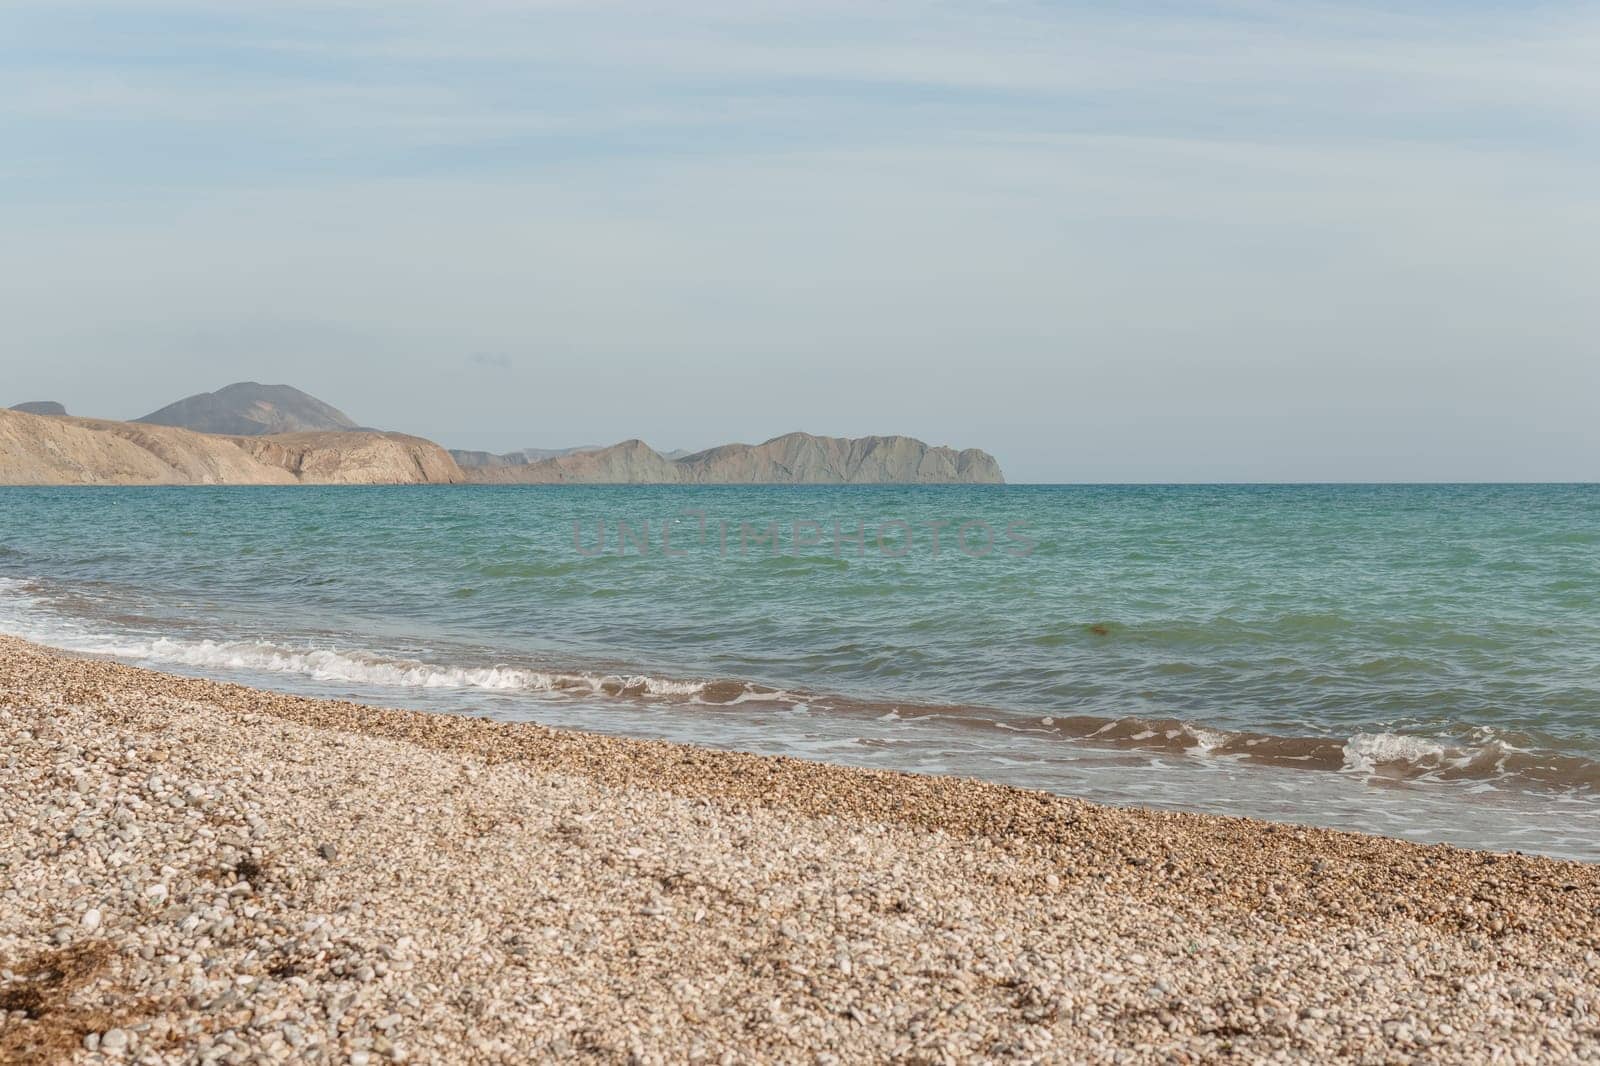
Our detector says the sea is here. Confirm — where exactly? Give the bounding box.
[1,483,1596,860]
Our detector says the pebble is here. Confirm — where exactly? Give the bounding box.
[1,634,1595,1066]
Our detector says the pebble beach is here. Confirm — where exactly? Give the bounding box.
[2,633,1597,1064]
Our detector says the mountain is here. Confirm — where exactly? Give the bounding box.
[135,382,359,436]
[467,432,1004,484]
[4,382,1004,485]
[449,445,605,469]
[0,409,463,486]
[469,440,684,484]
[449,449,513,469]
[232,431,462,484]
[679,432,1003,484]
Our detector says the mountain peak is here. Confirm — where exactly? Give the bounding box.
[8,401,67,416]
[135,383,359,437]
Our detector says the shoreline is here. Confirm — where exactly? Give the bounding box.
[3,587,1594,859]
[2,634,1597,1062]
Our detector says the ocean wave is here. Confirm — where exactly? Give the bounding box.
[0,579,760,704]
[2,575,1595,796]
[854,708,1600,792]
[1342,731,1447,771]
[72,634,762,702]
[1038,717,1600,791]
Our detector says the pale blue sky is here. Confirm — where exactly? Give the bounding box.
[3,1,1597,481]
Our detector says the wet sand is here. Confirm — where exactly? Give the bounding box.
[1,634,1596,1063]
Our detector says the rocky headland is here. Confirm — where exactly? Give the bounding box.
[2,384,1004,486]
[0,409,462,487]
[461,432,1005,485]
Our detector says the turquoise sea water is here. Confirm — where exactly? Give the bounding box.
[2,484,1597,858]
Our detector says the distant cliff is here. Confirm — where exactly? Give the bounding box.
[236,432,463,484]
[0,409,463,486]
[468,440,683,484]
[6,381,1004,486]
[681,433,1003,484]
[136,382,359,436]
[464,432,1004,484]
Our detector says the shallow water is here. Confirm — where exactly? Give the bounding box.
[1,484,1596,859]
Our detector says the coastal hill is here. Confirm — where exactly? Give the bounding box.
[8,401,66,416]
[462,432,1005,484]
[449,445,696,470]
[2,382,1004,485]
[684,432,1002,484]
[0,408,462,486]
[136,382,359,436]
[448,444,605,469]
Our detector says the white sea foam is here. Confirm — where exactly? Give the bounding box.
[1341,732,1447,774]
[0,578,716,701]
[88,633,698,697]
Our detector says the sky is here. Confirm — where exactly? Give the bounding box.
[2,1,1597,482]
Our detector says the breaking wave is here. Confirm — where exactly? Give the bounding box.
[0,577,793,706]
[2,575,1596,796]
